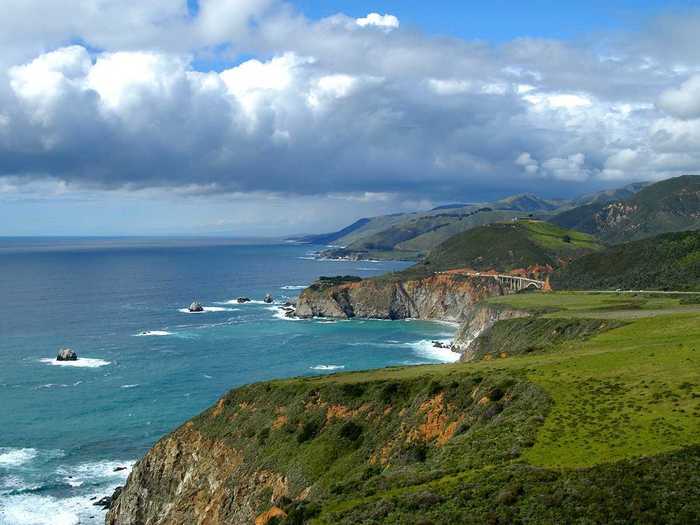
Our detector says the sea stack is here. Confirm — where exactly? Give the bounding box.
[236,297,251,304]
[264,294,274,304]
[56,348,78,361]
[188,301,204,312]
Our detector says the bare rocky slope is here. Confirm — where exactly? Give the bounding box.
[295,274,507,322]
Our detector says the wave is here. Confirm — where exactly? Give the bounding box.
[216,299,270,305]
[310,365,345,371]
[120,384,139,389]
[0,448,38,468]
[0,459,135,524]
[56,459,134,485]
[280,285,307,290]
[134,330,172,337]
[268,306,301,321]
[178,306,238,314]
[316,320,337,324]
[36,381,82,390]
[39,358,111,368]
[407,340,460,363]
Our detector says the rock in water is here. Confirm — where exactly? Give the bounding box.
[94,486,123,509]
[56,348,78,361]
[236,297,251,304]
[264,294,274,304]
[188,302,204,312]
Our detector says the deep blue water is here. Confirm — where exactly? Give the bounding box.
[0,239,457,524]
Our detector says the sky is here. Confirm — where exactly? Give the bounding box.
[1,1,700,236]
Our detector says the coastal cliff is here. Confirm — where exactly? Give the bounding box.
[295,274,507,322]
[106,367,550,525]
[452,304,530,361]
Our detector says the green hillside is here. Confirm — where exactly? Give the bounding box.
[308,193,567,261]
[551,230,700,291]
[550,175,700,243]
[148,294,700,524]
[340,209,523,255]
[387,220,601,280]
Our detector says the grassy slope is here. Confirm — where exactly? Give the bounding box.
[323,198,563,260]
[379,220,601,281]
[186,292,699,524]
[552,230,700,291]
[467,317,626,362]
[394,211,523,253]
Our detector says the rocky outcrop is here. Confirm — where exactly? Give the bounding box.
[94,487,122,510]
[106,422,283,525]
[295,274,507,322]
[56,348,78,361]
[264,294,274,304]
[188,302,204,313]
[452,304,530,361]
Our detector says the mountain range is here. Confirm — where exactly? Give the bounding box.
[291,176,700,261]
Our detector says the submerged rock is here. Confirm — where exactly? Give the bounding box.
[94,486,122,510]
[236,297,251,304]
[56,348,78,361]
[264,294,274,304]
[188,302,204,312]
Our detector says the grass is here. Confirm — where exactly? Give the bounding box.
[524,220,601,251]
[485,290,700,317]
[143,292,700,524]
[523,314,700,467]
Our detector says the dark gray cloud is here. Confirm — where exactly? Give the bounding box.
[1,2,700,206]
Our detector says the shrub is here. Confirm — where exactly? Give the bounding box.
[339,421,363,442]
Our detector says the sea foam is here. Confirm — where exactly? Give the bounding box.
[178,306,237,313]
[134,330,172,337]
[0,448,38,468]
[407,340,460,363]
[310,365,345,371]
[39,358,111,368]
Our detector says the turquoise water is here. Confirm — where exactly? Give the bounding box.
[0,240,458,524]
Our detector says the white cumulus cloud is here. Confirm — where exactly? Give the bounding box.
[356,13,400,31]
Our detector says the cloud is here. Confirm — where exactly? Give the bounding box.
[658,74,700,119]
[515,153,539,176]
[355,13,400,31]
[542,153,591,181]
[1,3,700,215]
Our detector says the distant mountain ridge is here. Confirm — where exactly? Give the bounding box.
[292,218,371,245]
[288,180,651,261]
[550,175,700,243]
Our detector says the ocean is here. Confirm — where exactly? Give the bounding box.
[0,239,459,524]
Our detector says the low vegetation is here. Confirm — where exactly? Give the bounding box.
[552,230,700,291]
[378,220,601,282]
[466,317,625,362]
[171,293,700,524]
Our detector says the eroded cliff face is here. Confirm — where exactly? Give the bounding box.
[452,304,530,362]
[295,274,506,322]
[106,421,289,525]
